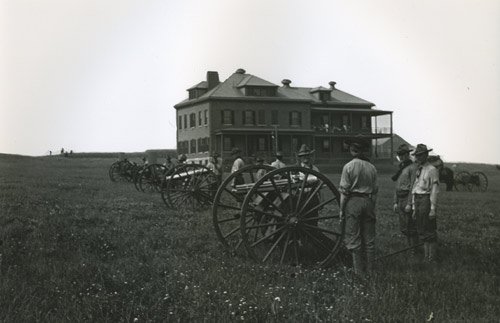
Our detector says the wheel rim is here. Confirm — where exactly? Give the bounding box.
[212,164,274,252]
[473,171,488,192]
[240,166,343,267]
[454,171,471,191]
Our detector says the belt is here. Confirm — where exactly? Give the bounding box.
[349,192,372,198]
[414,193,431,198]
[396,190,410,197]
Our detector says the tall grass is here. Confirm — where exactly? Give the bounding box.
[0,155,498,321]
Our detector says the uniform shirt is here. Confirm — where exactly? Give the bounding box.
[300,162,319,172]
[231,157,245,173]
[394,162,418,203]
[271,159,286,169]
[412,162,440,194]
[339,158,378,195]
[207,159,223,176]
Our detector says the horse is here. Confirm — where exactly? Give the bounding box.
[427,155,454,191]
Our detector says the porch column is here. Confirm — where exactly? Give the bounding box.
[220,134,224,160]
[374,117,378,158]
[390,112,394,165]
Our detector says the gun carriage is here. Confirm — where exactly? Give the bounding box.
[453,171,488,192]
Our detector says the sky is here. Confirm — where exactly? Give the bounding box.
[1,0,499,163]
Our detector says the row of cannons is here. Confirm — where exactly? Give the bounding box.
[428,156,488,192]
[109,160,345,267]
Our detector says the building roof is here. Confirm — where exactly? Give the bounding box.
[176,70,376,108]
[187,81,208,90]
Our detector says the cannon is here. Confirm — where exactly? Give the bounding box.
[454,171,488,192]
[212,165,345,267]
[109,159,141,183]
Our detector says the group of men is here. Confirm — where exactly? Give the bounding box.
[197,139,440,276]
[339,138,440,276]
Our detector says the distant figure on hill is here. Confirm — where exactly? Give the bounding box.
[49,151,52,156]
[61,148,65,155]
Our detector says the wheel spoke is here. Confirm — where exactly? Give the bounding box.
[269,177,286,205]
[295,171,310,212]
[217,214,241,224]
[250,225,287,248]
[262,230,287,263]
[255,192,287,216]
[300,197,338,219]
[296,180,324,215]
[301,223,342,236]
[216,203,241,211]
[299,227,332,254]
[280,231,291,265]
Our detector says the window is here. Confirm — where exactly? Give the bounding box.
[292,138,298,152]
[320,92,330,101]
[198,111,202,126]
[190,139,197,153]
[204,110,208,125]
[341,140,349,153]
[183,115,187,129]
[223,137,232,151]
[271,110,278,125]
[257,110,265,125]
[342,114,349,126]
[190,113,196,128]
[247,87,268,96]
[258,137,266,151]
[178,116,182,130]
[361,115,370,129]
[197,138,202,152]
[243,110,255,125]
[222,110,234,125]
[322,139,330,152]
[289,111,302,126]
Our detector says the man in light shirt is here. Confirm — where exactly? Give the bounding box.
[270,151,286,169]
[410,144,440,263]
[339,137,378,276]
[230,147,245,186]
[207,152,223,185]
[391,144,419,255]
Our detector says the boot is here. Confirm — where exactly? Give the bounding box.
[428,242,437,263]
[352,249,365,276]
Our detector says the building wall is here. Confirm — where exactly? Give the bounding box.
[176,102,210,157]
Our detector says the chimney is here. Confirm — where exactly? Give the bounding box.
[207,71,220,90]
[235,68,246,74]
[281,79,292,87]
[329,81,337,89]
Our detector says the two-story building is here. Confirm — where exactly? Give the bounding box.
[175,68,393,165]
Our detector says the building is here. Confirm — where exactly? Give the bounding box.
[175,68,393,165]
[374,134,413,160]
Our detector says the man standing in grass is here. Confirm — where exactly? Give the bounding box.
[410,144,440,263]
[339,138,378,276]
[230,147,245,186]
[392,144,419,255]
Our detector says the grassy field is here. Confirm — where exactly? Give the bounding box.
[0,154,499,322]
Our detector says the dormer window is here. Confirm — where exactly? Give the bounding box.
[245,87,276,97]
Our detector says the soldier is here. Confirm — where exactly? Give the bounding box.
[177,154,187,165]
[164,155,174,170]
[270,151,286,169]
[255,156,267,180]
[339,138,378,276]
[230,147,245,186]
[207,152,223,184]
[297,144,318,171]
[391,144,419,255]
[410,144,440,263]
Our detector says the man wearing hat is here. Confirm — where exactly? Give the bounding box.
[391,144,419,255]
[207,152,223,184]
[297,144,318,171]
[271,151,286,169]
[339,137,378,276]
[230,147,245,186]
[410,144,440,263]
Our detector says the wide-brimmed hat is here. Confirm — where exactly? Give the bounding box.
[412,144,433,156]
[345,136,370,151]
[396,144,413,155]
[297,144,315,157]
[178,154,187,162]
[230,147,242,155]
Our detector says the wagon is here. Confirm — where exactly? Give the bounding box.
[212,165,345,267]
[454,171,488,192]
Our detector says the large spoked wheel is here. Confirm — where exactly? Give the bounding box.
[166,164,218,213]
[160,165,184,208]
[454,171,471,191]
[109,162,121,182]
[471,171,488,192]
[139,164,168,193]
[240,166,343,267]
[109,161,133,182]
[212,164,274,253]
